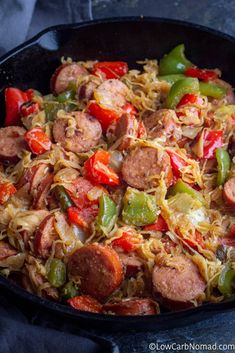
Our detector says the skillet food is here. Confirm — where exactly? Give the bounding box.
[0,44,235,316]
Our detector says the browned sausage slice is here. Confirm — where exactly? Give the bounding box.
[0,240,17,260]
[121,147,173,190]
[115,114,138,150]
[53,111,102,153]
[152,255,206,308]
[77,81,97,101]
[32,173,54,209]
[103,298,159,315]
[34,214,58,257]
[94,79,128,108]
[223,178,235,208]
[0,126,26,162]
[143,109,181,141]
[68,244,124,301]
[50,63,88,95]
[68,295,102,313]
[119,253,143,277]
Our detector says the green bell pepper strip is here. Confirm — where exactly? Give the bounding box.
[166,77,200,109]
[168,179,205,205]
[218,264,235,295]
[61,281,78,299]
[97,194,117,232]
[122,188,158,226]
[216,148,231,186]
[199,82,226,99]
[47,259,66,288]
[159,44,193,75]
[158,74,185,85]
[57,90,76,103]
[53,185,74,211]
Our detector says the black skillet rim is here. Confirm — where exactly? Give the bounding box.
[0,16,235,324]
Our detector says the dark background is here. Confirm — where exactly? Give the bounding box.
[1,0,235,352]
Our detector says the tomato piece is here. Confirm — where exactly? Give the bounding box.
[5,88,29,126]
[144,215,169,232]
[166,150,189,178]
[68,206,98,229]
[177,93,204,108]
[24,127,52,155]
[185,67,218,81]
[87,102,119,131]
[68,295,102,313]
[0,182,17,204]
[112,231,141,252]
[122,103,137,115]
[84,150,120,186]
[92,61,128,80]
[20,101,39,117]
[203,130,223,159]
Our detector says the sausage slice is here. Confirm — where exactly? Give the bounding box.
[121,146,173,190]
[53,111,102,153]
[152,255,206,308]
[68,244,124,301]
[34,214,58,258]
[115,114,138,150]
[143,109,181,141]
[0,126,26,162]
[119,253,143,277]
[103,298,159,316]
[50,63,88,95]
[94,79,128,108]
[32,173,54,209]
[223,178,235,208]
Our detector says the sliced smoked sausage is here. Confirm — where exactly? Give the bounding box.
[152,255,206,308]
[103,298,159,316]
[143,109,181,141]
[68,243,124,301]
[50,63,88,95]
[0,126,26,162]
[53,111,102,153]
[34,214,58,258]
[115,114,138,150]
[223,178,235,208]
[121,146,173,190]
[94,79,128,108]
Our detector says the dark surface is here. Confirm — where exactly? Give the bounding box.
[0,1,235,352]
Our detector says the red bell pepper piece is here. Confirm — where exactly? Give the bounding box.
[203,130,223,159]
[183,230,205,249]
[67,206,98,230]
[166,150,189,178]
[24,127,52,155]
[92,61,128,80]
[68,295,102,313]
[177,93,204,108]
[84,150,120,186]
[87,102,119,131]
[122,103,137,115]
[4,87,30,126]
[20,101,39,117]
[144,215,169,232]
[0,182,17,205]
[185,67,218,81]
[112,230,141,252]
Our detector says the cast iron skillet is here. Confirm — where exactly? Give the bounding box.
[0,17,235,330]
